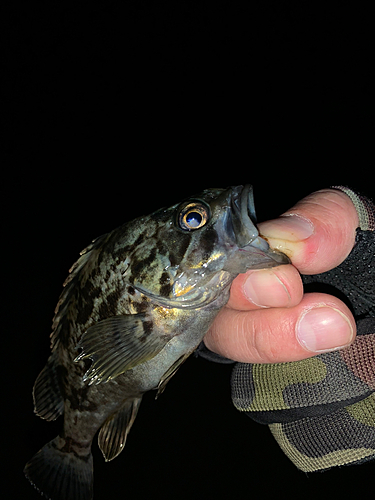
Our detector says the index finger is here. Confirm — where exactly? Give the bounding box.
[258,188,359,275]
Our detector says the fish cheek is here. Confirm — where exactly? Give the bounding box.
[130,248,174,298]
[183,226,219,268]
[156,228,191,268]
[199,226,219,261]
[130,247,158,279]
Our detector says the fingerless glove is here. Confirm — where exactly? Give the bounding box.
[231,187,375,471]
[198,187,375,472]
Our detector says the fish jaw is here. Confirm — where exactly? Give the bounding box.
[222,238,290,274]
[164,184,290,302]
[134,269,233,310]
[222,184,290,272]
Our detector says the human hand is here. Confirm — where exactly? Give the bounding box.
[204,189,359,363]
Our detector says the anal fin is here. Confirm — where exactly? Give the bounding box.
[33,351,64,421]
[98,397,142,462]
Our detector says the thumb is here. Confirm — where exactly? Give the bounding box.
[258,188,359,274]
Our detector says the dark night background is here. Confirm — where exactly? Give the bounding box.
[3,1,374,498]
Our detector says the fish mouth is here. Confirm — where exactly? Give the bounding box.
[223,185,290,272]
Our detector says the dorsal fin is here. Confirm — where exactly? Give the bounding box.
[50,233,109,351]
[98,398,142,461]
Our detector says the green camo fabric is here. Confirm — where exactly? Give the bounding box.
[231,187,375,472]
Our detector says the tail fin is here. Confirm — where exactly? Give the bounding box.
[24,437,93,500]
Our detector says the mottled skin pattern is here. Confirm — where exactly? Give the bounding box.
[25,186,287,499]
[51,191,229,457]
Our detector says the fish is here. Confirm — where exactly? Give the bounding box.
[24,184,289,500]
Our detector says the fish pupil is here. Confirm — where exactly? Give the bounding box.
[186,211,202,228]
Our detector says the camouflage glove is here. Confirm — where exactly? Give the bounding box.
[231,188,375,471]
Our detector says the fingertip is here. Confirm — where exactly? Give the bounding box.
[296,303,355,353]
[258,189,359,274]
[205,293,356,364]
[227,265,303,310]
[242,269,291,308]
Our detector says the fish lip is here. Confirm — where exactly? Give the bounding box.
[230,184,259,249]
[227,185,290,268]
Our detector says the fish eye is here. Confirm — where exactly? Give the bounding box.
[178,202,210,231]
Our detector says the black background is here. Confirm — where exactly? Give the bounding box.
[3,1,374,499]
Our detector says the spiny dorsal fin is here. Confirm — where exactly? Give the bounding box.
[74,314,169,385]
[50,232,109,352]
[33,351,64,421]
[98,398,142,462]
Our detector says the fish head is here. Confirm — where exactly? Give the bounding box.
[130,185,289,309]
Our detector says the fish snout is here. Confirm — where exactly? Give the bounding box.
[228,185,290,270]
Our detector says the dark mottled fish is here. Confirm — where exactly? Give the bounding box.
[24,185,288,500]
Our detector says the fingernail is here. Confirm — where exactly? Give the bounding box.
[260,214,314,242]
[243,270,291,308]
[296,306,354,353]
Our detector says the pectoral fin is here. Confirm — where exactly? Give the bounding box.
[75,314,167,385]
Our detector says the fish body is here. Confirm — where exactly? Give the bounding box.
[25,185,288,499]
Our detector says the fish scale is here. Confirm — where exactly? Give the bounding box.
[24,185,288,500]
